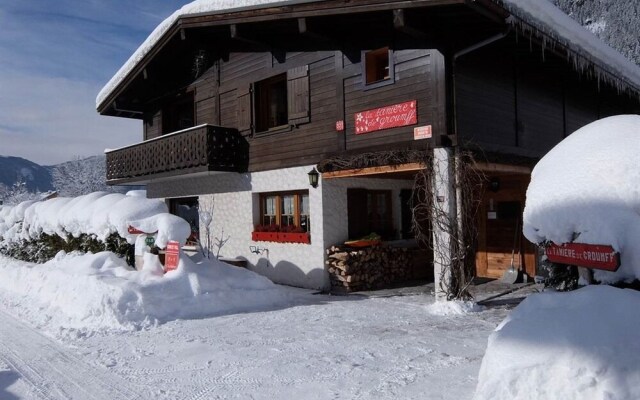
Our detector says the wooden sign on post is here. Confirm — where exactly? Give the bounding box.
[164,241,180,272]
[546,243,620,271]
[354,100,417,134]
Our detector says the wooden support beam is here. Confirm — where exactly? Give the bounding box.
[297,17,329,42]
[322,162,425,179]
[180,28,186,40]
[230,24,270,48]
[473,162,531,175]
[393,9,426,39]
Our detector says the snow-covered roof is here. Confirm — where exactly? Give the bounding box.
[96,0,309,109]
[499,0,640,95]
[96,0,640,109]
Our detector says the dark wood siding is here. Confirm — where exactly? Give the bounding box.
[454,38,640,158]
[564,75,599,136]
[247,54,338,171]
[196,97,216,125]
[515,55,564,154]
[144,110,162,140]
[456,49,516,147]
[219,89,237,128]
[344,49,444,151]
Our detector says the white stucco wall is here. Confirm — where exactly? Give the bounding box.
[146,167,414,290]
[148,166,328,290]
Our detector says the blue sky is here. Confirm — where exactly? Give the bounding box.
[0,1,188,165]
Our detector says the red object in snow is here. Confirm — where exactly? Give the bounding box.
[127,225,145,234]
[164,241,180,272]
[354,100,417,134]
[546,242,620,271]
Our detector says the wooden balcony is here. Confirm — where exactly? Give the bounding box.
[106,124,248,184]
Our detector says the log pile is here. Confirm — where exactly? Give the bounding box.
[326,245,413,292]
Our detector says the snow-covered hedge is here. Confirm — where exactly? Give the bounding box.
[0,191,191,262]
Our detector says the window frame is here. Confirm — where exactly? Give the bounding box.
[253,73,289,134]
[258,190,310,233]
[362,47,395,90]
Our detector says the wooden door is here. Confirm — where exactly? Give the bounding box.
[475,174,536,279]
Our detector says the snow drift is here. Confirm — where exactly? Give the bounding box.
[0,252,292,334]
[474,286,640,400]
[523,115,640,282]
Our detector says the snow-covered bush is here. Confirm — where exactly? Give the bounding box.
[0,191,190,264]
[524,115,640,284]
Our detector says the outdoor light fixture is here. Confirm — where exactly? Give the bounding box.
[308,167,319,188]
[489,177,500,192]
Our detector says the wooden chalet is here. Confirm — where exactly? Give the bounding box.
[98,0,640,292]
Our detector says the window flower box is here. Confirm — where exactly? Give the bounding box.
[277,232,311,244]
[251,230,310,244]
[252,231,279,242]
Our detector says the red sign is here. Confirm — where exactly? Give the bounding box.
[414,125,432,140]
[127,225,145,234]
[355,100,417,134]
[546,243,620,271]
[164,241,180,272]
[335,120,345,131]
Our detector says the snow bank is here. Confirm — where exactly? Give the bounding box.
[0,192,190,246]
[474,286,640,400]
[523,115,640,282]
[0,252,292,334]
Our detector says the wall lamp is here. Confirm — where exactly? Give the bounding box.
[308,167,320,188]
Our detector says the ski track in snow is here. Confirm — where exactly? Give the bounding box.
[0,291,511,400]
[0,309,142,400]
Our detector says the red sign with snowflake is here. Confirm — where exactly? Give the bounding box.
[354,100,417,134]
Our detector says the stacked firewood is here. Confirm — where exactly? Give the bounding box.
[326,245,412,292]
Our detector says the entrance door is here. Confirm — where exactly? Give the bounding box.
[476,174,536,279]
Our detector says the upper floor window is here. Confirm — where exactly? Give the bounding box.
[255,73,288,132]
[237,65,310,135]
[162,92,195,134]
[363,47,394,88]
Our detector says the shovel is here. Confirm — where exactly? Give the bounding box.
[501,218,522,284]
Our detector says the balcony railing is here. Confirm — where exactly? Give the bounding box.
[106,124,248,184]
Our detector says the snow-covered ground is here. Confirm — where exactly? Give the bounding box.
[474,285,640,400]
[0,254,510,400]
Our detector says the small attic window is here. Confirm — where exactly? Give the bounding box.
[364,47,393,87]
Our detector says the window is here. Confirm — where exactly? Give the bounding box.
[347,189,393,240]
[236,66,310,135]
[363,47,394,87]
[162,92,195,134]
[169,197,199,244]
[258,191,310,233]
[254,73,288,132]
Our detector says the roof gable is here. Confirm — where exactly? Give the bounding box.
[96,0,640,111]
